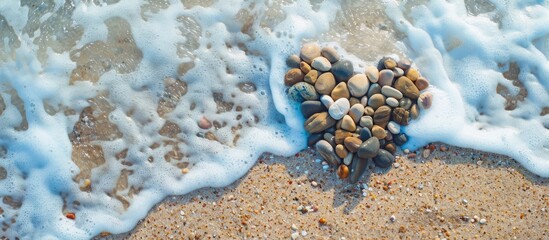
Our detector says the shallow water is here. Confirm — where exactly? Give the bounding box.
[0,0,547,238]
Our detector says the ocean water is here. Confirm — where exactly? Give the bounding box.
[0,0,547,238]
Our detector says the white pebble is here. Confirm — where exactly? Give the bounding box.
[291,224,298,231]
[390,215,396,222]
[311,181,318,187]
[291,232,299,239]
[320,95,334,108]
[311,57,332,71]
[301,230,308,236]
[479,218,487,224]
[462,199,468,204]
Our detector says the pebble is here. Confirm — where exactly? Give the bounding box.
[386,121,400,135]
[344,137,362,153]
[385,143,396,154]
[347,74,370,97]
[394,76,420,99]
[422,149,431,158]
[311,56,332,71]
[340,115,356,132]
[390,215,396,222]
[331,59,354,82]
[410,104,419,119]
[337,164,349,179]
[294,82,319,101]
[334,130,353,144]
[349,97,360,106]
[315,72,336,95]
[386,97,399,107]
[371,125,387,139]
[198,116,212,129]
[373,105,391,128]
[323,133,336,148]
[343,152,353,165]
[288,85,305,102]
[291,224,298,231]
[479,218,487,224]
[364,106,375,116]
[348,104,364,123]
[350,155,368,183]
[304,70,318,84]
[301,231,307,236]
[291,232,299,240]
[301,101,326,118]
[300,42,321,63]
[331,82,350,100]
[307,133,323,146]
[393,162,400,168]
[321,46,340,63]
[287,54,301,68]
[358,137,380,158]
[359,116,373,129]
[384,57,397,69]
[320,95,334,108]
[399,97,412,109]
[367,83,381,97]
[368,94,386,110]
[315,140,340,167]
[304,112,337,133]
[285,68,304,86]
[365,66,379,83]
[378,69,394,87]
[462,199,468,204]
[300,61,311,74]
[360,96,368,106]
[397,59,412,71]
[381,86,403,99]
[394,133,408,146]
[406,68,420,81]
[393,67,404,77]
[415,77,429,90]
[328,98,350,120]
[392,107,409,126]
[418,92,433,110]
[335,144,347,158]
[359,127,372,141]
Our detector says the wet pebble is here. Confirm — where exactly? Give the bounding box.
[394,76,419,99]
[386,97,399,107]
[365,66,379,83]
[418,92,433,110]
[285,68,304,86]
[328,98,350,120]
[315,72,336,95]
[294,82,319,101]
[301,101,325,118]
[358,137,380,158]
[387,121,400,134]
[286,54,301,68]
[378,69,394,87]
[300,42,321,63]
[344,137,362,153]
[321,46,340,63]
[331,59,354,82]
[374,149,394,168]
[304,112,336,133]
[381,86,403,99]
[331,82,350,100]
[312,56,332,71]
[315,140,340,167]
[347,74,370,97]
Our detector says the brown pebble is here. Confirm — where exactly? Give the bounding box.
[337,164,349,179]
[300,42,321,64]
[415,77,429,90]
[286,54,301,68]
[300,61,311,74]
[364,106,375,116]
[284,68,304,86]
[198,116,212,129]
[406,68,420,81]
[371,125,387,139]
[384,58,397,69]
[331,82,350,101]
[422,149,431,158]
[407,153,417,158]
[343,137,362,152]
[385,143,396,154]
[304,70,318,84]
[335,130,353,144]
[335,144,348,158]
[319,218,328,225]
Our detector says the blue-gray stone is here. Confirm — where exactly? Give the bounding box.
[350,154,369,183]
[301,101,326,118]
[331,60,354,82]
[394,133,408,146]
[359,127,372,141]
[357,137,380,159]
[294,82,319,100]
[373,149,394,168]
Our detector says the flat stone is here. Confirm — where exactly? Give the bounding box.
[394,133,408,146]
[410,104,420,119]
[315,140,340,167]
[373,149,394,168]
[381,86,403,99]
[307,133,323,146]
[294,82,319,101]
[304,70,318,84]
[287,84,304,102]
[315,72,336,95]
[321,46,340,63]
[328,98,350,120]
[304,112,336,133]
[348,104,364,123]
[418,92,433,110]
[386,97,399,107]
[415,77,429,90]
[300,42,321,64]
[364,106,374,116]
[343,152,353,165]
[394,76,419,99]
[367,83,381,97]
[284,68,304,86]
[286,54,300,68]
[344,137,362,153]
[300,61,311,74]
[393,67,404,77]
[335,144,348,158]
[331,82,350,101]
[357,137,380,159]
[367,94,386,110]
[311,57,332,71]
[335,130,353,144]
[347,74,369,97]
[384,57,397,69]
[365,66,379,83]
[340,115,356,132]
[392,107,409,126]
[331,60,354,82]
[371,125,387,139]
[349,154,368,183]
[359,116,373,129]
[320,95,334,108]
[378,69,394,87]
[399,97,413,110]
[384,143,396,154]
[387,121,400,134]
[406,68,420,81]
[373,105,391,128]
[359,127,372,141]
[301,101,326,118]
[398,58,412,71]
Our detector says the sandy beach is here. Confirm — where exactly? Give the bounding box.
[102,144,548,239]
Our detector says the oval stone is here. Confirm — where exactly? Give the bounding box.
[392,107,409,126]
[294,82,319,101]
[287,84,304,102]
[335,130,353,144]
[300,42,321,64]
[364,106,375,116]
[359,127,372,141]
[378,69,394,87]
[387,121,401,134]
[343,152,353,165]
[393,67,404,77]
[386,97,399,107]
[357,137,380,159]
[397,58,412,71]
[331,59,354,82]
[373,149,394,168]
[300,61,311,74]
[371,125,387,139]
[381,86,403,99]
[365,66,379,83]
[315,140,340,167]
[394,133,408,146]
[286,54,300,68]
[359,116,373,129]
[315,72,336,95]
[328,98,350,120]
[347,74,370,97]
[304,112,337,133]
[367,83,381,97]
[348,104,365,123]
[383,57,397,69]
[349,154,368,183]
[406,68,420,81]
[415,77,429,90]
[301,100,326,118]
[394,76,419,99]
[344,137,362,153]
[373,105,391,128]
[367,94,386,110]
[311,56,332,71]
[321,46,340,63]
[418,92,433,110]
[399,97,413,110]
[349,97,360,107]
[331,82,350,101]
[384,143,396,154]
[320,95,334,108]
[284,68,304,86]
[335,144,348,158]
[410,104,420,119]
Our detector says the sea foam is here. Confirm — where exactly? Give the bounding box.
[0,0,547,239]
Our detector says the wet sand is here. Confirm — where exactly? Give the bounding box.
[102,144,548,239]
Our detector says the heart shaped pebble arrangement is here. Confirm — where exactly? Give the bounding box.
[285,42,433,183]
